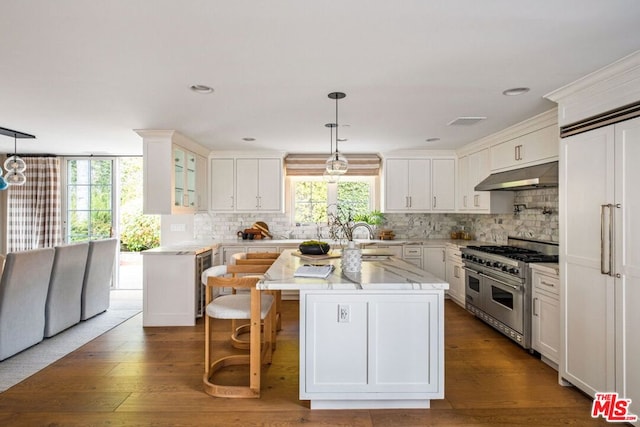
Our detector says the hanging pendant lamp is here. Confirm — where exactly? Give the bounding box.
[325,92,348,175]
[0,126,35,189]
[4,135,27,186]
[322,123,340,183]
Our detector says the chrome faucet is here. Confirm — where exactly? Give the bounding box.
[351,222,375,240]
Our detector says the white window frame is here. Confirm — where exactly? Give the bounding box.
[289,176,377,225]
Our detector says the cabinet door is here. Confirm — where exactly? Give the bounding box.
[468,149,490,210]
[491,125,558,171]
[407,159,431,210]
[210,158,235,211]
[532,289,560,364]
[186,151,197,209]
[256,158,282,211]
[561,125,616,395]
[384,159,409,211]
[235,158,260,210]
[173,146,186,207]
[445,259,465,307]
[615,116,640,418]
[432,158,455,211]
[196,154,208,211]
[457,155,469,210]
[423,246,446,280]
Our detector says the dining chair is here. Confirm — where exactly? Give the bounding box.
[202,264,275,398]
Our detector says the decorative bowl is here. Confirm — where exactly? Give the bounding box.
[298,241,330,255]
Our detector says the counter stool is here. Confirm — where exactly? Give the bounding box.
[202,265,275,398]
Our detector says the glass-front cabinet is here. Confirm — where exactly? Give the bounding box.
[173,146,197,209]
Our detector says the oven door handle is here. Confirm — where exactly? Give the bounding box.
[463,266,481,275]
[478,272,522,291]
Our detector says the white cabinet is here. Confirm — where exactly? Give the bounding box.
[209,156,283,213]
[431,158,456,211]
[139,130,208,215]
[490,125,558,172]
[402,245,423,268]
[531,265,560,367]
[445,245,465,307]
[458,148,513,213]
[142,249,212,326]
[235,158,282,211]
[423,246,445,280]
[209,158,235,211]
[300,291,443,408]
[560,116,640,415]
[384,157,455,212]
[384,158,431,212]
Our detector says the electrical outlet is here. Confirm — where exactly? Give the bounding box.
[338,304,350,323]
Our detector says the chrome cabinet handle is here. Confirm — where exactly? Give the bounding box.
[601,204,610,275]
[433,196,436,209]
[463,195,467,208]
[540,280,556,287]
[533,297,539,316]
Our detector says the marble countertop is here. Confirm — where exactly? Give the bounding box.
[257,249,449,291]
[141,238,489,255]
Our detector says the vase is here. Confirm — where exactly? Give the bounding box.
[341,241,362,273]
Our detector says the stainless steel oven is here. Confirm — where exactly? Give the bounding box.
[461,237,558,349]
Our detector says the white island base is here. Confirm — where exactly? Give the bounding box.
[260,250,447,409]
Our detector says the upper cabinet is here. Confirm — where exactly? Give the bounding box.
[384,158,431,212]
[490,124,558,172]
[458,148,513,213]
[210,155,284,213]
[236,158,282,211]
[137,130,209,215]
[383,156,455,213]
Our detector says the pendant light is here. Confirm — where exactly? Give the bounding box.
[322,123,340,183]
[4,135,27,186]
[325,92,348,175]
[0,127,35,189]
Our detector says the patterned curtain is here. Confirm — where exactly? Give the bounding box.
[7,157,62,252]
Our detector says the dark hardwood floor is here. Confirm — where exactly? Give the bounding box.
[0,299,609,426]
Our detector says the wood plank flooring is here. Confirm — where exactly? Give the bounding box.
[0,299,610,426]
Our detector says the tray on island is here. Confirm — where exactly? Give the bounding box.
[291,251,342,260]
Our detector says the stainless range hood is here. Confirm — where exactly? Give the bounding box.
[474,161,558,191]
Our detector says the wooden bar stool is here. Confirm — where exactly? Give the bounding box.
[202,265,275,398]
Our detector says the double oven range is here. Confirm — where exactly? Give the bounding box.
[461,237,558,349]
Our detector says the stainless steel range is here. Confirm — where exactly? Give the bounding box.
[461,237,558,349]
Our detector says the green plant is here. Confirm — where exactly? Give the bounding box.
[352,210,385,226]
[120,213,160,251]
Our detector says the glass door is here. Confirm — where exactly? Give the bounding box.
[64,157,118,286]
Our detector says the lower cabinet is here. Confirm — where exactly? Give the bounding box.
[531,265,560,367]
[300,290,444,408]
[445,245,465,307]
[423,246,446,280]
[402,245,423,268]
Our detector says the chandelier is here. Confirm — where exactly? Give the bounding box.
[325,92,348,175]
[0,127,34,189]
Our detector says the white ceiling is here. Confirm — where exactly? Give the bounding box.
[1,0,640,156]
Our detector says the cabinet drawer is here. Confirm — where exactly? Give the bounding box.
[532,272,559,296]
[403,246,423,258]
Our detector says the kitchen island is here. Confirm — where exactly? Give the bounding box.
[259,249,449,410]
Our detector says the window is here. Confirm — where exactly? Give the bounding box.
[292,177,374,224]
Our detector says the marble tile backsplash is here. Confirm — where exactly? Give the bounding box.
[195,188,558,244]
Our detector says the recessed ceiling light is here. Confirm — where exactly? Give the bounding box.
[425,137,440,143]
[242,137,256,142]
[189,84,214,94]
[502,87,530,96]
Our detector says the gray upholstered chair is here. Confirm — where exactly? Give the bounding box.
[44,242,90,337]
[81,238,118,320]
[0,248,55,361]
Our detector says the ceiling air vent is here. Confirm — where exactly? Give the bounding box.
[447,116,487,126]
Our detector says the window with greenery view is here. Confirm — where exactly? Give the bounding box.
[292,177,373,224]
[67,159,113,242]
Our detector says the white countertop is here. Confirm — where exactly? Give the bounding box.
[141,238,487,255]
[257,249,449,291]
